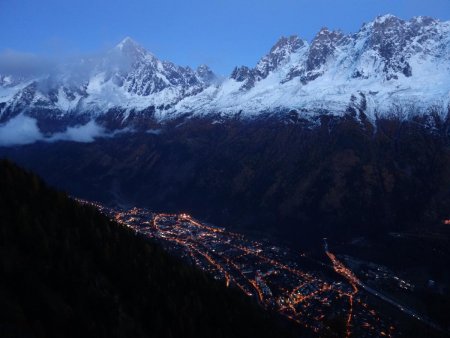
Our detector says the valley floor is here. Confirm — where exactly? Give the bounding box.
[79,198,449,338]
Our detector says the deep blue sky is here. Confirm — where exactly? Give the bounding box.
[1,0,450,75]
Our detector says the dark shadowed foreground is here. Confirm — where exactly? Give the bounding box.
[0,160,302,338]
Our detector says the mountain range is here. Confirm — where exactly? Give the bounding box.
[1,14,450,130]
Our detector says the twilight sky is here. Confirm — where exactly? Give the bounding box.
[1,0,450,75]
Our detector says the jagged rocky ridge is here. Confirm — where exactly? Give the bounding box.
[1,14,450,129]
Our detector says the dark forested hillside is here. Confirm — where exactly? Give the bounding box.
[2,112,450,248]
[0,160,299,338]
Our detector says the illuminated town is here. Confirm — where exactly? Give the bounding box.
[78,199,401,337]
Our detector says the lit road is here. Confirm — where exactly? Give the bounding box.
[323,238,446,335]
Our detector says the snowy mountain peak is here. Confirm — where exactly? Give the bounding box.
[306,28,344,72]
[258,35,307,77]
[313,27,344,41]
[269,35,305,55]
[116,37,141,51]
[373,13,402,25]
[1,15,449,127]
[211,14,450,115]
[113,36,152,63]
[411,16,438,25]
[196,64,217,85]
[230,35,308,89]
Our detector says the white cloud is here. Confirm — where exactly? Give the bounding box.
[49,120,106,142]
[0,114,44,146]
[0,115,126,146]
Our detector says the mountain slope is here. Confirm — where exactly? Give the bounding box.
[2,112,450,249]
[0,159,300,338]
[0,14,449,130]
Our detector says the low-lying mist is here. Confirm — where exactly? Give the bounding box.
[0,114,124,146]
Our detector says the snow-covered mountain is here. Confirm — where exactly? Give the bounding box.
[1,14,450,128]
[0,36,217,125]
